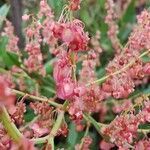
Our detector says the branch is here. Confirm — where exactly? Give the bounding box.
[47,110,64,149]
[79,123,90,150]
[12,89,62,108]
[31,110,64,148]
[31,101,68,146]
[83,113,106,134]
[138,129,150,134]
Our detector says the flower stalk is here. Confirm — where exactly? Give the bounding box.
[12,89,62,108]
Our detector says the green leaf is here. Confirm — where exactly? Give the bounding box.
[80,10,91,26]
[67,123,78,148]
[0,37,20,68]
[24,107,36,122]
[142,55,150,63]
[118,0,136,42]
[44,61,53,74]
[0,4,10,28]
[47,0,64,16]
[121,0,136,23]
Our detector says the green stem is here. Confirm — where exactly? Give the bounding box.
[19,116,39,132]
[12,89,62,108]
[138,129,150,134]
[31,101,69,146]
[48,137,54,149]
[83,113,103,134]
[0,106,23,143]
[83,112,110,141]
[31,135,49,144]
[31,110,64,147]
[79,124,90,150]
[47,110,64,148]
[70,52,77,82]
[86,75,109,86]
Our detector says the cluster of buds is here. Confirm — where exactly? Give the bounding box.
[68,0,82,11]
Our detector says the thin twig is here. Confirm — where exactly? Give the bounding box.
[12,89,62,108]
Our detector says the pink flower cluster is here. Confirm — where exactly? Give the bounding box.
[24,43,45,76]
[103,98,150,149]
[105,0,121,53]
[135,139,150,150]
[68,0,82,11]
[103,114,140,148]
[75,136,93,150]
[24,20,45,76]
[2,20,19,52]
[53,51,75,99]
[10,100,26,126]
[39,0,53,17]
[52,11,89,100]
[137,100,150,123]
[52,19,89,51]
[102,10,150,99]
[29,102,53,137]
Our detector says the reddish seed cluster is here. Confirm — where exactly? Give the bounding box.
[52,19,89,51]
[89,31,103,66]
[105,0,121,53]
[57,123,69,137]
[130,9,150,51]
[135,139,150,150]
[75,136,93,150]
[53,51,75,99]
[103,114,140,148]
[102,10,150,99]
[39,0,53,17]
[68,0,82,11]
[9,100,26,126]
[24,43,45,76]
[23,14,45,76]
[2,20,19,52]
[68,104,83,123]
[79,52,97,83]
[29,102,53,137]
[102,73,135,99]
[137,100,150,123]
[103,98,150,149]
[39,0,56,47]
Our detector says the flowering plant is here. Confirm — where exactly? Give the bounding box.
[0,0,150,149]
